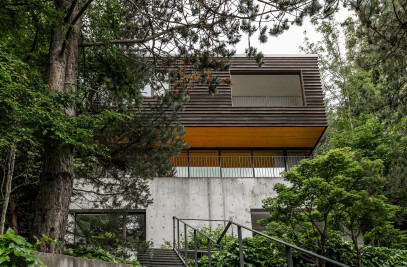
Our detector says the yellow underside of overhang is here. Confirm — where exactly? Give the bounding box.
[184,127,326,148]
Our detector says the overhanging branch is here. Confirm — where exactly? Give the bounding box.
[60,0,94,55]
[80,20,222,47]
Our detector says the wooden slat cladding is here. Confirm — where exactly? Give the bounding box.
[176,56,327,127]
[143,56,327,127]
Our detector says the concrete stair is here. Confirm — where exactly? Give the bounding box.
[138,249,185,267]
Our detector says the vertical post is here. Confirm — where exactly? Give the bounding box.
[184,224,188,260]
[237,225,244,267]
[283,150,288,172]
[177,219,180,250]
[223,221,226,249]
[187,150,190,177]
[286,246,293,267]
[194,229,198,267]
[173,217,175,249]
[251,150,255,177]
[207,238,212,267]
[219,150,222,177]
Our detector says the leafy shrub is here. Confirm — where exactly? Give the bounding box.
[185,226,236,250]
[0,228,45,267]
[192,236,407,267]
[64,247,142,266]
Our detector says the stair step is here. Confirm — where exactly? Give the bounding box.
[139,257,181,260]
[138,248,185,267]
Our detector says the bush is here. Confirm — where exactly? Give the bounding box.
[192,236,407,267]
[64,247,142,266]
[0,228,45,267]
[185,226,236,250]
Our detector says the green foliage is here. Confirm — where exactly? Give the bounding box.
[185,226,236,251]
[193,236,286,267]
[303,15,407,230]
[0,228,45,267]
[64,247,141,266]
[69,212,150,259]
[261,149,406,266]
[192,236,407,267]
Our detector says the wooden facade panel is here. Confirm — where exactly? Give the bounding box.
[144,56,327,129]
[177,56,326,127]
[184,127,326,148]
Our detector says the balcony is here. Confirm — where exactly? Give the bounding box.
[171,155,308,178]
[231,73,305,107]
[232,96,304,107]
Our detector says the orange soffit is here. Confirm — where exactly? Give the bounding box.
[183,127,326,148]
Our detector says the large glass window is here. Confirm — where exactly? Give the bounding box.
[189,150,220,177]
[171,149,309,178]
[221,150,252,177]
[73,211,146,245]
[231,73,304,107]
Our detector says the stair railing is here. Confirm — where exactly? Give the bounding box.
[172,216,349,267]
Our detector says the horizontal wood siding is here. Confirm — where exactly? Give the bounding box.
[146,56,327,127]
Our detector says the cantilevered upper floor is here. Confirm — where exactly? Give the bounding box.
[175,55,327,149]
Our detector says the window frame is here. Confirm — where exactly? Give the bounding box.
[229,70,307,107]
[70,209,147,243]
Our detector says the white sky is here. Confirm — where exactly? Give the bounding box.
[234,8,352,55]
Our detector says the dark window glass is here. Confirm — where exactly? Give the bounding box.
[74,212,146,245]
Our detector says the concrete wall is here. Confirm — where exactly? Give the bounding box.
[146,177,287,246]
[34,252,132,267]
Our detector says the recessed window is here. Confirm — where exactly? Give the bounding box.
[231,73,304,107]
[250,209,271,234]
[73,211,146,245]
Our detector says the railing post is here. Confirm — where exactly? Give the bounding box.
[187,151,190,177]
[286,246,293,267]
[237,225,244,267]
[219,150,222,177]
[184,223,188,260]
[177,219,180,250]
[251,150,255,177]
[207,238,212,267]
[194,229,198,267]
[173,217,175,249]
[283,150,288,172]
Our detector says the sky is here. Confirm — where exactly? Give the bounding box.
[234,8,352,55]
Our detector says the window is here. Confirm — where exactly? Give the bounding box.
[231,72,304,107]
[250,209,271,234]
[171,149,309,178]
[141,76,169,97]
[73,210,146,245]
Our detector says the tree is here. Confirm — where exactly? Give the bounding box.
[0,0,347,253]
[0,47,49,235]
[302,14,407,229]
[261,148,405,267]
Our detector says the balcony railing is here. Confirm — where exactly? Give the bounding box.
[232,96,304,107]
[171,156,308,178]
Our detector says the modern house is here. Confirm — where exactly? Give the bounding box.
[146,55,326,245]
[69,55,327,247]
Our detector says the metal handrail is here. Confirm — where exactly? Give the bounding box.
[172,216,349,267]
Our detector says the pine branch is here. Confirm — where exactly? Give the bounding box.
[80,20,222,47]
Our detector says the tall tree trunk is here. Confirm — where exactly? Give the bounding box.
[0,145,16,234]
[9,201,18,234]
[33,0,81,253]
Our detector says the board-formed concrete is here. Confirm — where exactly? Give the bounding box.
[146,177,288,246]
